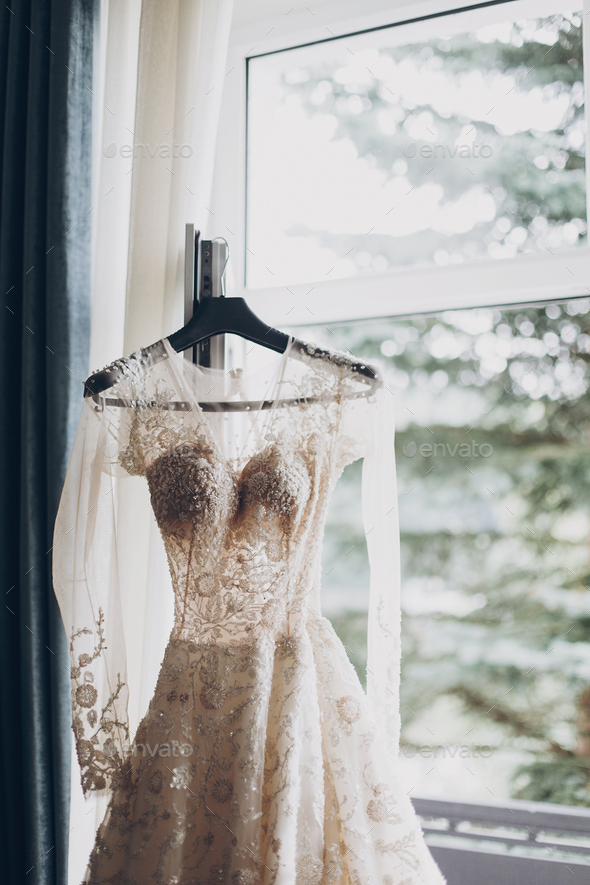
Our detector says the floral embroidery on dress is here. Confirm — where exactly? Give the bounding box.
[69,609,129,793]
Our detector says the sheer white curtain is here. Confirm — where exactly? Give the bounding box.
[69,1,234,880]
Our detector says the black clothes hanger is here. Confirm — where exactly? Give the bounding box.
[84,228,380,405]
[84,295,381,406]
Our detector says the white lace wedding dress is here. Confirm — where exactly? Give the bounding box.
[53,335,445,885]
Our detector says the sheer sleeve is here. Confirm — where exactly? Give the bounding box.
[363,386,402,753]
[337,384,402,753]
[52,397,134,796]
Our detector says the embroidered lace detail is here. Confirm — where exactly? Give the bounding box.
[100,340,364,652]
[85,627,439,885]
[70,609,130,793]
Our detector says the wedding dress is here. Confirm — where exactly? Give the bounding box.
[53,335,445,885]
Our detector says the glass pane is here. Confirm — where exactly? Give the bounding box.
[247,3,585,287]
[307,298,590,806]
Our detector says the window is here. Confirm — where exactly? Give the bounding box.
[246,1,585,288]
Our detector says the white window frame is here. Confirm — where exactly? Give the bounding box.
[211,0,590,327]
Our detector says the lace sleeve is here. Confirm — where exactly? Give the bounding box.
[337,384,402,752]
[362,385,402,754]
[52,397,132,795]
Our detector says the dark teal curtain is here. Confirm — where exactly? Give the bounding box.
[0,1,97,883]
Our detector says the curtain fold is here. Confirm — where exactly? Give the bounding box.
[0,1,96,884]
[88,0,142,373]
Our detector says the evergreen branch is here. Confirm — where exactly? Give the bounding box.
[450,684,573,757]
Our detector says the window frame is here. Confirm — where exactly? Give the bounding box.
[211,0,590,327]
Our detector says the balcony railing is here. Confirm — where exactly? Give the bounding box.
[412,796,590,885]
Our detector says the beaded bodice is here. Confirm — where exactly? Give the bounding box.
[113,338,372,646]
